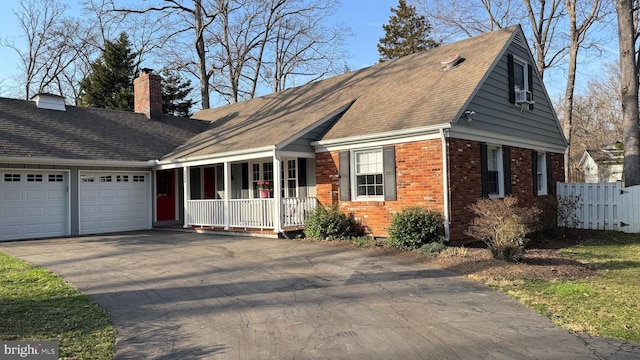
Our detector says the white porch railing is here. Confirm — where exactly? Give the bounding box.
[282,197,317,227]
[185,199,225,227]
[185,197,317,230]
[230,199,274,228]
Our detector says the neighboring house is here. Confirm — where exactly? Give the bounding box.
[0,25,566,244]
[579,142,624,183]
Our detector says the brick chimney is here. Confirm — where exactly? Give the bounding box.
[134,68,162,119]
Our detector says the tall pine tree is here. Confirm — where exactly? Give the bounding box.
[78,33,137,110]
[161,70,195,117]
[377,0,440,62]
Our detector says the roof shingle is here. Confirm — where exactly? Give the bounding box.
[165,26,517,161]
[0,98,210,162]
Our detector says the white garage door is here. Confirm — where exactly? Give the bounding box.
[79,172,150,235]
[0,170,68,241]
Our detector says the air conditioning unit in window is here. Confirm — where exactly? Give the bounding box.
[515,90,534,104]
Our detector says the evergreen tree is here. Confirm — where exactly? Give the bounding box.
[161,70,195,117]
[78,32,137,110]
[377,0,440,62]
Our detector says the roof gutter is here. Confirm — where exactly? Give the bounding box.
[155,146,276,169]
[311,123,452,152]
[0,156,155,168]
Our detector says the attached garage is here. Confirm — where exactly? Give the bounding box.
[79,171,151,235]
[0,169,69,241]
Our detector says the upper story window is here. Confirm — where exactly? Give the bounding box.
[508,54,534,109]
[513,60,526,92]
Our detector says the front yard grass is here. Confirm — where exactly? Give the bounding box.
[489,232,640,343]
[0,252,115,359]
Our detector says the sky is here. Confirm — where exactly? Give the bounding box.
[0,0,617,102]
[0,0,397,99]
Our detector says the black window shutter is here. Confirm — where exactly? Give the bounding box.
[507,54,515,104]
[532,150,538,196]
[298,158,307,187]
[527,63,535,110]
[546,153,554,195]
[339,151,350,201]
[383,146,397,201]
[242,163,249,190]
[503,147,512,195]
[480,144,489,198]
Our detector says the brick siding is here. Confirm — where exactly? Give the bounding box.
[315,138,565,244]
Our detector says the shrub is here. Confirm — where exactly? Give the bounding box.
[466,196,541,262]
[414,241,447,257]
[538,194,581,237]
[304,205,353,240]
[351,235,376,248]
[386,207,444,251]
[557,194,581,229]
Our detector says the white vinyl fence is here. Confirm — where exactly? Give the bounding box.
[556,182,640,233]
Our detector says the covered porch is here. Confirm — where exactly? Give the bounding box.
[158,148,318,233]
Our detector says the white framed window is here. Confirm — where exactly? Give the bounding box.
[280,159,298,198]
[513,59,527,92]
[537,152,547,195]
[251,162,273,198]
[509,54,533,105]
[487,145,504,197]
[353,149,384,200]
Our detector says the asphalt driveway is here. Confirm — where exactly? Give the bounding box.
[0,231,606,359]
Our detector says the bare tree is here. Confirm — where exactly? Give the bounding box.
[522,0,567,77]
[560,64,623,174]
[615,0,640,186]
[105,0,221,109]
[418,0,566,77]
[562,0,607,181]
[207,0,347,103]
[417,0,525,39]
[1,0,95,100]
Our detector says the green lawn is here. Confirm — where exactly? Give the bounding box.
[0,252,115,359]
[492,232,640,343]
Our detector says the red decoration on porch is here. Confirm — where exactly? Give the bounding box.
[257,180,272,198]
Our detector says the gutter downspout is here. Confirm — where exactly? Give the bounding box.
[440,128,451,241]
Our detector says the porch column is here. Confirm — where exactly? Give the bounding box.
[273,152,282,233]
[182,166,190,228]
[223,161,231,230]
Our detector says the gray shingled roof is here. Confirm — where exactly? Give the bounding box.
[0,98,211,162]
[163,26,517,161]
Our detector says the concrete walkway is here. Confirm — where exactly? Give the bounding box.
[0,231,634,359]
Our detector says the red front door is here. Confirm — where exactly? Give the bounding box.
[156,170,175,221]
[203,167,216,199]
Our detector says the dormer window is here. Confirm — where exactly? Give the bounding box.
[507,54,534,109]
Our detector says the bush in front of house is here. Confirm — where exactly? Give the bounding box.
[386,207,444,251]
[466,196,541,262]
[304,205,353,240]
